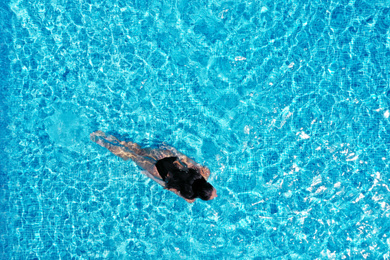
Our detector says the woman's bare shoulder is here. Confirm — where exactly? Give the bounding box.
[198,166,211,180]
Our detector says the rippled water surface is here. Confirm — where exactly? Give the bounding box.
[2,0,390,259]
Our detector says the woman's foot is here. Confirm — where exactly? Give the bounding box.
[90,130,108,146]
[90,131,123,146]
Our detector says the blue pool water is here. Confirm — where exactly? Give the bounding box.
[2,0,390,259]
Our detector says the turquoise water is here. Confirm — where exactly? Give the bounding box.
[2,0,390,259]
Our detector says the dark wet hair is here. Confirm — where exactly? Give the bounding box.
[166,168,214,200]
[192,178,214,200]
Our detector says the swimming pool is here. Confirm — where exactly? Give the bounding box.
[2,0,390,258]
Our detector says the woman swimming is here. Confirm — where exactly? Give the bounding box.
[90,131,217,203]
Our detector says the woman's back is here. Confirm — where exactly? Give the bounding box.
[155,157,204,200]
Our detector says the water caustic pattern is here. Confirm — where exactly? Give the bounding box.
[3,0,390,258]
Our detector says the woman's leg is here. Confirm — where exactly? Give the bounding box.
[90,131,164,182]
[120,141,176,160]
[90,131,136,160]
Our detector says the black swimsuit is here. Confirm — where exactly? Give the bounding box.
[155,157,181,181]
[155,157,206,199]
